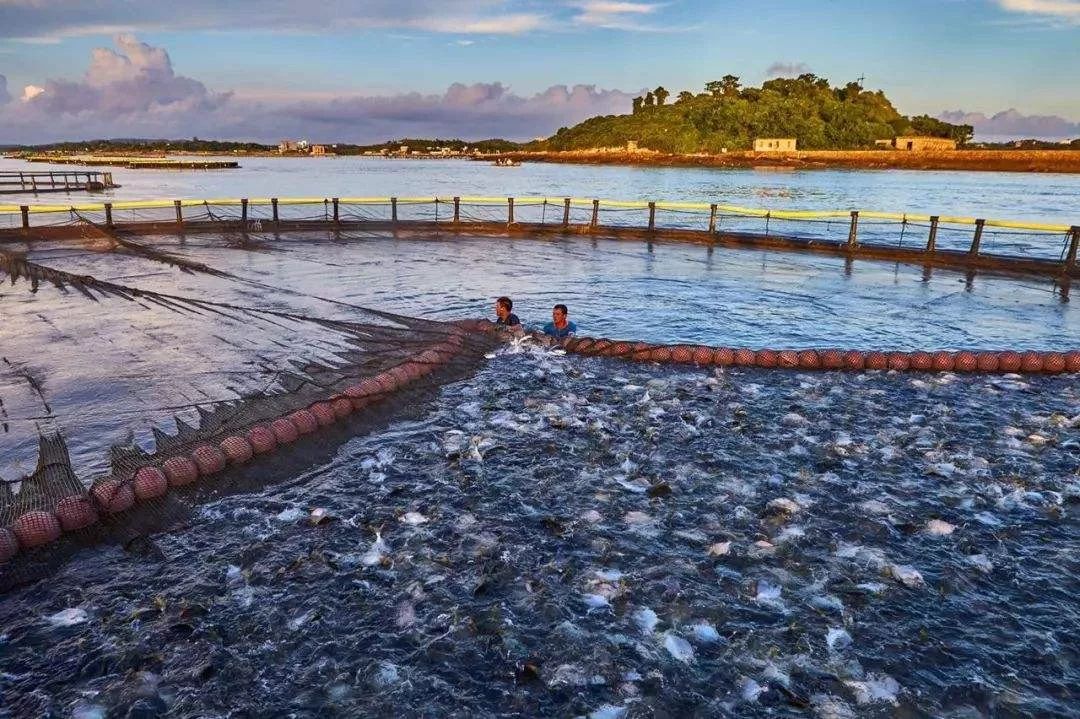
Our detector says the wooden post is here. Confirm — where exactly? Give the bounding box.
[563,198,571,228]
[391,197,398,223]
[19,172,24,192]
[847,211,859,248]
[970,218,985,256]
[174,200,183,226]
[20,205,29,229]
[271,197,279,222]
[104,202,113,229]
[332,197,340,224]
[708,204,717,234]
[1065,226,1080,272]
[648,201,656,231]
[453,196,460,223]
[507,197,515,225]
[241,198,249,225]
[590,199,599,230]
[926,216,939,252]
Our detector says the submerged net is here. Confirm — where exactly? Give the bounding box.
[0,220,502,591]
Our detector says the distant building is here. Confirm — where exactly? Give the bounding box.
[278,140,298,154]
[889,136,956,151]
[310,144,328,155]
[626,140,639,152]
[297,140,310,151]
[753,138,797,152]
[398,145,409,155]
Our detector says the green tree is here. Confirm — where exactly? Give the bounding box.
[676,91,694,104]
[644,92,655,107]
[654,86,669,106]
[632,97,643,114]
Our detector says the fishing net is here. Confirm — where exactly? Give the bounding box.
[0,216,503,592]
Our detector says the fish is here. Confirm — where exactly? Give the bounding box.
[707,541,732,556]
[582,594,611,610]
[842,674,901,706]
[924,519,955,536]
[690,622,720,644]
[886,563,925,588]
[399,511,429,526]
[46,607,88,627]
[361,528,389,567]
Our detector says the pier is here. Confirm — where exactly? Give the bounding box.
[0,171,118,195]
[24,156,239,170]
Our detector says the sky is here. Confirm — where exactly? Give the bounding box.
[0,0,1078,144]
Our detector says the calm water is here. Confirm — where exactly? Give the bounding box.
[1,159,1079,718]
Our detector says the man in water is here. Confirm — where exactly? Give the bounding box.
[542,304,577,339]
[494,296,521,327]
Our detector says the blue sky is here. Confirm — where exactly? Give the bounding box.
[1,0,1078,143]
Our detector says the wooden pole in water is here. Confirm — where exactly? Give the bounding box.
[1065,226,1080,273]
[563,198,571,228]
[332,197,340,224]
[453,196,460,224]
[174,200,183,226]
[970,218,985,257]
[847,211,859,248]
[648,202,656,231]
[927,216,939,252]
[104,202,113,229]
[391,197,398,224]
[241,198,249,225]
[271,198,279,223]
[591,199,599,230]
[708,204,717,234]
[508,197,515,225]
[20,205,29,229]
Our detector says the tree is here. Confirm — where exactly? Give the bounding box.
[644,92,655,107]
[676,91,694,104]
[654,86,669,106]
[720,75,741,97]
[632,97,643,114]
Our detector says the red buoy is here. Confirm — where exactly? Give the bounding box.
[12,511,61,549]
[778,350,799,368]
[1020,351,1043,372]
[955,351,977,372]
[220,435,254,465]
[246,425,277,455]
[734,348,756,366]
[650,346,673,363]
[909,351,933,371]
[931,351,954,371]
[134,467,168,500]
[192,444,227,475]
[331,397,353,419]
[289,409,319,435]
[54,495,99,532]
[865,352,889,370]
[713,347,735,366]
[755,349,778,368]
[843,350,866,370]
[670,345,694,364]
[92,477,136,512]
[605,341,632,358]
[311,403,337,427]
[0,528,18,563]
[591,339,614,356]
[389,365,412,386]
[798,350,821,369]
[976,352,1000,373]
[820,349,844,370]
[887,352,910,371]
[997,351,1022,372]
[270,417,300,444]
[1065,350,1080,373]
[163,456,199,487]
[1043,352,1066,374]
[374,372,399,393]
[692,346,713,365]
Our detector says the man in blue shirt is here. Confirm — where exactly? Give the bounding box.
[542,304,577,339]
[495,296,521,327]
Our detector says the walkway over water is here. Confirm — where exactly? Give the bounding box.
[2,196,1077,280]
[0,171,117,195]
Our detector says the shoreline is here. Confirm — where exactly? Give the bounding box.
[492,149,1080,174]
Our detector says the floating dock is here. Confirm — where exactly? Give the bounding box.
[24,156,239,170]
[0,171,118,195]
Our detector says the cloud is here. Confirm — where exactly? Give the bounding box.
[938,108,1080,140]
[20,85,44,102]
[995,0,1080,24]
[0,35,638,144]
[0,75,10,104]
[572,1,661,28]
[0,1,552,40]
[765,62,812,78]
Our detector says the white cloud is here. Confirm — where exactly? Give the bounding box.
[0,35,638,144]
[938,108,1080,140]
[765,61,812,78]
[996,0,1080,24]
[20,84,44,101]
